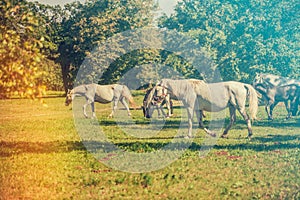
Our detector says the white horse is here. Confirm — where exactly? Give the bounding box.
[65,83,136,118]
[253,73,300,119]
[157,79,258,138]
[253,73,299,87]
[142,86,173,118]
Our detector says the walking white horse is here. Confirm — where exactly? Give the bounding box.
[157,79,258,138]
[65,83,136,118]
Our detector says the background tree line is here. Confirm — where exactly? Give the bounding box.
[0,0,298,98]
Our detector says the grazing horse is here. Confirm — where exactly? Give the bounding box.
[65,83,136,118]
[253,73,300,119]
[142,86,173,118]
[253,73,299,87]
[143,80,206,119]
[255,83,300,120]
[157,79,258,138]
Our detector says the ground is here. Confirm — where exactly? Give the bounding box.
[0,92,299,199]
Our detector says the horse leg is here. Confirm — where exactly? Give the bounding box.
[83,99,92,118]
[120,97,131,116]
[237,106,253,139]
[269,101,278,120]
[195,109,204,128]
[83,103,88,118]
[265,102,272,120]
[109,97,119,118]
[91,102,96,119]
[284,100,291,119]
[291,97,299,116]
[221,106,236,138]
[166,96,173,117]
[186,106,194,138]
[170,100,174,115]
[159,104,167,118]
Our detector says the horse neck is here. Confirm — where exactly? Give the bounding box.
[145,87,157,107]
[72,85,90,97]
[255,84,269,95]
[143,89,151,102]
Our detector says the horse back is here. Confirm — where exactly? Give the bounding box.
[277,84,300,100]
[94,84,114,103]
[222,81,252,105]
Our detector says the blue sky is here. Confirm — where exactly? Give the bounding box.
[31,0,179,16]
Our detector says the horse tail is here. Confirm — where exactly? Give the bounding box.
[244,84,258,121]
[122,85,137,110]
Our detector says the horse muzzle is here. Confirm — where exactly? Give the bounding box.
[65,100,72,106]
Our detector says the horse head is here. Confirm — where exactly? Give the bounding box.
[65,89,74,106]
[143,98,156,119]
[142,86,166,118]
[252,73,264,87]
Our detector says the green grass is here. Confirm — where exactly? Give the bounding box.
[0,93,299,199]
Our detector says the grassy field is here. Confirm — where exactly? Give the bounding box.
[0,92,299,199]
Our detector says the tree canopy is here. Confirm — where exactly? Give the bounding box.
[158,0,299,82]
[0,0,299,98]
[55,0,157,90]
[0,0,58,98]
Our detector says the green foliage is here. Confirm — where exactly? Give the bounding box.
[0,0,59,98]
[55,0,158,89]
[1,0,298,96]
[158,0,299,82]
[40,59,64,91]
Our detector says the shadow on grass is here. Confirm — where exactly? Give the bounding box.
[1,116,299,157]
[1,133,299,157]
[99,116,300,132]
[252,118,300,128]
[0,140,86,157]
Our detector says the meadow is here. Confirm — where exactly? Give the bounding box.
[0,92,299,199]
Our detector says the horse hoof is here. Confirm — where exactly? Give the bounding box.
[221,134,228,139]
[210,133,217,137]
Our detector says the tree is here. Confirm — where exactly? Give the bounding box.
[0,0,58,98]
[55,0,158,91]
[158,0,299,82]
